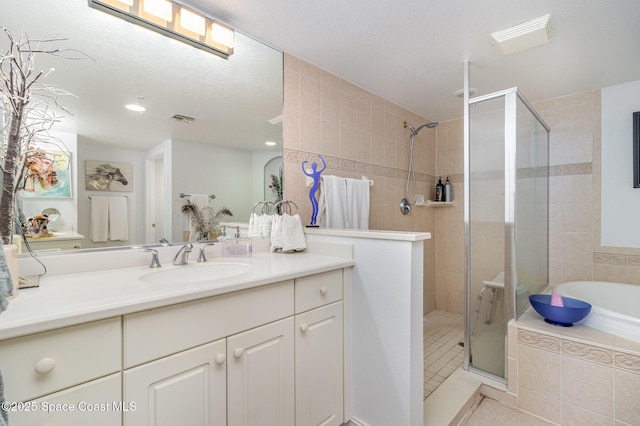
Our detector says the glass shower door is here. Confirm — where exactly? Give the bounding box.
[466,88,549,380]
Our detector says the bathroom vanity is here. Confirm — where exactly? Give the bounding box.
[0,245,353,425]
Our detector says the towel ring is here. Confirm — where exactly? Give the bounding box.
[274,200,299,215]
[251,201,276,215]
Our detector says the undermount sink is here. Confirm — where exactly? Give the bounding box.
[140,262,251,284]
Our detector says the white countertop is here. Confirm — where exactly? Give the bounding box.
[304,227,431,241]
[0,252,353,340]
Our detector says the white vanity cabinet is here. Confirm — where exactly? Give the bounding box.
[0,264,350,426]
[294,269,344,426]
[0,317,122,426]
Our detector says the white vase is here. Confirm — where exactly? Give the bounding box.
[3,244,19,299]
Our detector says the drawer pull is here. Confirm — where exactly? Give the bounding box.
[319,286,329,295]
[35,358,56,374]
[300,323,309,333]
[234,348,244,358]
[215,353,226,365]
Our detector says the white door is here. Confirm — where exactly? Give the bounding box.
[227,317,294,426]
[123,339,227,426]
[295,301,344,426]
[145,153,165,244]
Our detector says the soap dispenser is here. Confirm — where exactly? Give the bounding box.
[444,177,452,202]
[435,177,444,202]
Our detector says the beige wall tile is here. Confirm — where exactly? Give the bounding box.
[562,403,614,426]
[518,344,561,396]
[562,356,613,417]
[614,369,640,425]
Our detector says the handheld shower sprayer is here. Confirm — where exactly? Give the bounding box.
[400,120,439,215]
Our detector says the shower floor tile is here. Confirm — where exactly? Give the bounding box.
[424,310,464,400]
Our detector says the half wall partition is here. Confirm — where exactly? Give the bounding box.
[464,88,550,379]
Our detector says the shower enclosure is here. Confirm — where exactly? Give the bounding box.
[464,88,550,379]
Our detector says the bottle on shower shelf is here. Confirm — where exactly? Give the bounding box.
[444,177,452,202]
[435,177,444,202]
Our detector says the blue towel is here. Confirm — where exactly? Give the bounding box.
[0,247,13,425]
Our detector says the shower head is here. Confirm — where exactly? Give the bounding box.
[403,120,439,135]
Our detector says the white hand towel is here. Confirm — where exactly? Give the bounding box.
[269,214,283,252]
[260,213,273,238]
[279,213,307,252]
[90,196,110,242]
[318,175,348,228]
[346,178,370,229]
[248,212,259,238]
[108,196,129,241]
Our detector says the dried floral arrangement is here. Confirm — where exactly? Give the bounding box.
[181,200,233,241]
[269,173,283,202]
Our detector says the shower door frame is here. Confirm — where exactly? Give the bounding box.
[463,87,550,380]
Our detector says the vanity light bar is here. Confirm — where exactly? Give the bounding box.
[88,0,234,58]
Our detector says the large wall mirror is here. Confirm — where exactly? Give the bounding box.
[5,0,283,252]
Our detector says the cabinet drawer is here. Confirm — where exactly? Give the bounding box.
[9,373,122,426]
[0,317,121,402]
[295,269,343,313]
[124,280,293,368]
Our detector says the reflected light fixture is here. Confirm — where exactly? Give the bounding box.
[265,141,277,146]
[89,0,235,58]
[125,97,146,112]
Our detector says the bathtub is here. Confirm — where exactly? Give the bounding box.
[554,281,640,343]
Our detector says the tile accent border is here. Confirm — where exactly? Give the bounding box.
[593,251,640,267]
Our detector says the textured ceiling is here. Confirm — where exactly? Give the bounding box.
[191,0,640,122]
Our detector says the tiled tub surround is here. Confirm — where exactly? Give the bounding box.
[502,310,640,425]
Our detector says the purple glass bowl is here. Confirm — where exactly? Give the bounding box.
[529,294,592,327]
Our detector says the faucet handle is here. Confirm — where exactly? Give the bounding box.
[138,248,161,268]
[197,242,216,262]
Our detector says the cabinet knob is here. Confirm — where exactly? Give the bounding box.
[320,286,328,295]
[300,323,309,333]
[215,353,226,365]
[234,348,244,358]
[35,357,56,374]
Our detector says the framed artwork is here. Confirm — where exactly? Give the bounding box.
[21,149,72,198]
[85,160,133,192]
[634,112,640,188]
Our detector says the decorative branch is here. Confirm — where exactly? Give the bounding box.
[0,28,82,244]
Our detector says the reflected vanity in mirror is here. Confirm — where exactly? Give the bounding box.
[5,0,283,254]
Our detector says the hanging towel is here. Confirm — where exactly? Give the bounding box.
[346,178,370,229]
[108,196,129,241]
[90,196,110,242]
[318,175,349,228]
[270,214,284,251]
[260,213,273,238]
[279,213,307,252]
[248,212,259,238]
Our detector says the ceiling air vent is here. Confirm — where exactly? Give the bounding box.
[171,114,195,124]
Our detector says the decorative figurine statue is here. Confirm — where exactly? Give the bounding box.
[301,155,326,226]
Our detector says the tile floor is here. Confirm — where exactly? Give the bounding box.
[459,396,553,425]
[424,310,464,399]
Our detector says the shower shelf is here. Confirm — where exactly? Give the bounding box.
[417,200,456,207]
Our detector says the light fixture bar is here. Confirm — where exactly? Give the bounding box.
[88,0,234,58]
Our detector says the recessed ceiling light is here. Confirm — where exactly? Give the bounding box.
[265,141,277,146]
[268,114,283,125]
[125,104,146,112]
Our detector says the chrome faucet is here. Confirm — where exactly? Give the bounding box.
[173,243,193,265]
[139,248,161,268]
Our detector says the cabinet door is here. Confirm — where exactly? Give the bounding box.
[8,373,121,426]
[227,317,294,426]
[123,339,227,426]
[295,301,344,426]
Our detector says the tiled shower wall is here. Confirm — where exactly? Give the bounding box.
[281,53,438,311]
[282,52,639,315]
